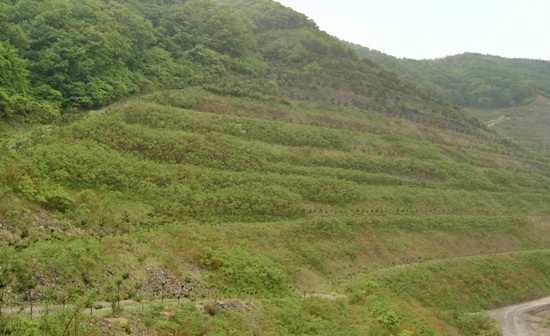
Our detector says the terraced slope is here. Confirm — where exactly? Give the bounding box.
[1,87,549,335]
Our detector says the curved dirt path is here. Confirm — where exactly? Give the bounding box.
[489,296,550,336]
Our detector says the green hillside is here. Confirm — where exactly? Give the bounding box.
[468,96,550,153]
[1,0,550,335]
[350,45,550,109]
[350,44,550,158]
[0,0,482,132]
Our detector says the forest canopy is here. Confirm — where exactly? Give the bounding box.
[0,0,274,118]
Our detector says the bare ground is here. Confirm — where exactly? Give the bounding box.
[489,296,550,336]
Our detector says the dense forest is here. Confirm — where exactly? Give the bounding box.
[1,1,550,335]
[0,0,261,117]
[351,44,550,108]
[0,0,369,115]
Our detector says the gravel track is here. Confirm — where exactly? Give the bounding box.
[489,296,550,336]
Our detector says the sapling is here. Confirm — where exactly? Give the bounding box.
[0,264,13,316]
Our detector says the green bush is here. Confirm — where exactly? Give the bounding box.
[201,246,291,296]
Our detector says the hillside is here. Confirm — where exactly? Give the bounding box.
[3,87,550,335]
[1,0,550,335]
[468,96,550,153]
[0,0,483,133]
[350,45,550,109]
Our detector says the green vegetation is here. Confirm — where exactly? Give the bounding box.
[1,0,482,134]
[351,45,550,109]
[350,43,550,159]
[0,0,549,335]
[467,96,550,153]
[1,86,549,334]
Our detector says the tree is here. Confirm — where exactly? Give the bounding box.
[0,263,13,316]
[15,261,37,318]
[0,40,31,117]
[109,271,130,313]
[17,0,145,107]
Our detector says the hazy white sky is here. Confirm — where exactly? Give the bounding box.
[276,0,550,60]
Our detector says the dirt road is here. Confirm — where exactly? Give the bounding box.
[489,296,550,336]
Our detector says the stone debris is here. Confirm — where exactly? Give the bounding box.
[93,317,148,336]
[197,300,253,315]
[301,293,343,300]
[138,267,208,300]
